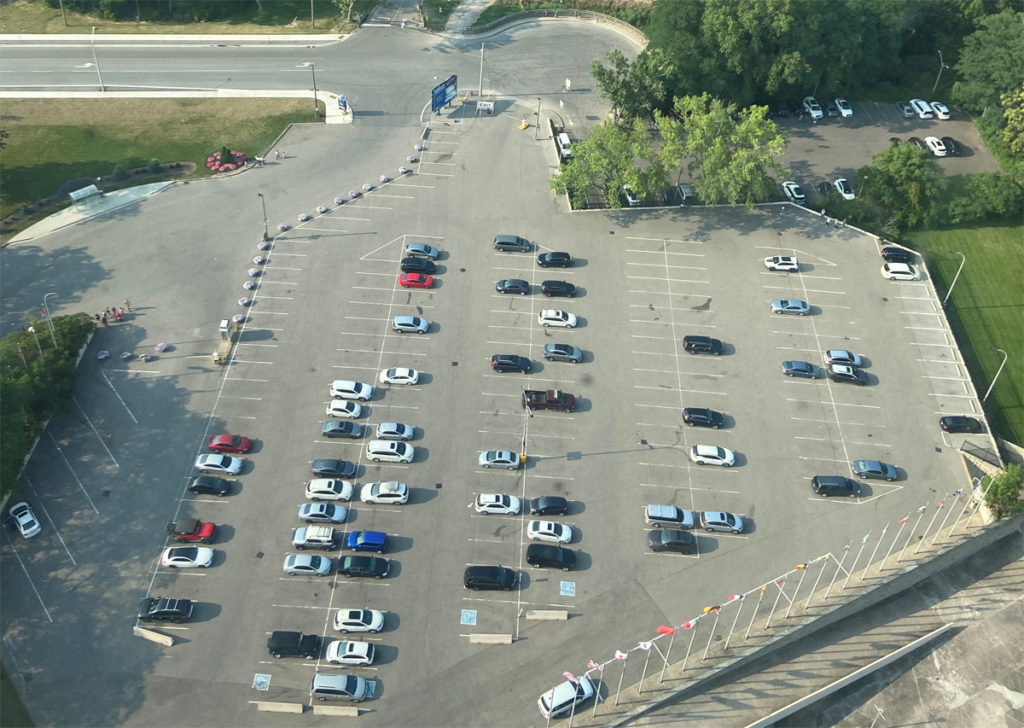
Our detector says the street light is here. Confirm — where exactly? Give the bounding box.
[982,347,1008,404]
[932,50,950,94]
[535,97,541,140]
[42,292,59,347]
[91,27,105,92]
[942,250,966,307]
[257,193,269,241]
[297,62,319,120]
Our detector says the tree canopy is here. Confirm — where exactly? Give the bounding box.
[952,9,1024,113]
[590,48,675,122]
[855,142,945,230]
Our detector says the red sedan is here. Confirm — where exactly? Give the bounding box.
[398,272,434,289]
[207,433,253,454]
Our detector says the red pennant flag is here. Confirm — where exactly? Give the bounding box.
[587,660,600,670]
[40,309,47,319]
[898,513,909,525]
[656,625,675,636]
[563,671,578,684]
[936,498,945,507]
[795,563,806,570]
[727,594,744,602]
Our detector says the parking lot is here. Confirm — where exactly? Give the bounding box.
[0,98,988,726]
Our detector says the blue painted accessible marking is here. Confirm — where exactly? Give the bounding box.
[560,581,575,597]
[252,673,271,691]
[365,680,377,699]
[461,609,477,625]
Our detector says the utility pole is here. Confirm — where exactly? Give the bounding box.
[478,43,484,98]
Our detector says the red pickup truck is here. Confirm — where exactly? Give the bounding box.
[522,389,576,413]
[167,518,215,544]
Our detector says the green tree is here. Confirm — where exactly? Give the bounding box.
[982,463,1024,520]
[550,120,663,210]
[332,0,354,22]
[657,94,786,207]
[591,49,675,122]
[855,142,944,230]
[952,9,1024,113]
[1001,84,1024,156]
[947,172,1024,224]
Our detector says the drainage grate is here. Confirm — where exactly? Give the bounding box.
[436,482,442,489]
[255,551,264,559]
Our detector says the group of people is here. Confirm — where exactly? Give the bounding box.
[253,150,284,168]
[94,299,131,326]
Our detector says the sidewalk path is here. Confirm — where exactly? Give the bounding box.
[444,0,498,32]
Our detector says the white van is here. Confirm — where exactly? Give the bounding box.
[909,99,934,120]
[538,675,595,719]
[556,132,572,159]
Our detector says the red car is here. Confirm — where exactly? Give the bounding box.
[398,272,434,289]
[166,518,216,544]
[207,433,253,454]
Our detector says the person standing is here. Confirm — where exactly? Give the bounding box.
[123,299,131,312]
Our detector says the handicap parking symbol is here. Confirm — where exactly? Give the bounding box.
[461,609,477,625]
[560,581,575,597]
[252,673,271,691]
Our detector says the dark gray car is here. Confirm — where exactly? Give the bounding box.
[496,279,530,295]
[493,234,531,252]
[543,343,583,363]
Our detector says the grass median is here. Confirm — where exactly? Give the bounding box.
[905,222,1023,445]
[0,97,317,235]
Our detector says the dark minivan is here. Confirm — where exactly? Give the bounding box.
[463,565,517,591]
[683,335,723,355]
[494,234,531,252]
[526,543,576,571]
[811,475,861,497]
[682,407,724,428]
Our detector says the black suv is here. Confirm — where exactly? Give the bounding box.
[537,252,572,268]
[648,529,696,554]
[267,630,320,659]
[541,280,576,297]
[529,496,568,516]
[338,555,390,578]
[187,475,232,497]
[138,597,195,623]
[881,246,915,263]
[491,354,531,374]
[526,543,576,571]
[400,257,436,274]
[463,565,517,591]
[494,234,531,252]
[811,475,861,497]
[683,335,723,355]
[682,407,724,429]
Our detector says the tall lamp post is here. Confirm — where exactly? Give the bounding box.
[91,27,105,92]
[42,292,59,346]
[535,97,541,140]
[942,250,966,307]
[257,193,269,241]
[297,62,319,120]
[982,347,1008,404]
[932,50,949,94]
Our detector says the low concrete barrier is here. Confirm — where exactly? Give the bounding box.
[253,701,304,714]
[312,705,361,716]
[132,625,174,646]
[526,609,569,621]
[469,633,514,644]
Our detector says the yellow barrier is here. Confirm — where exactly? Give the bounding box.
[469,633,514,644]
[252,701,304,714]
[312,705,361,716]
[132,625,174,646]
[525,609,569,621]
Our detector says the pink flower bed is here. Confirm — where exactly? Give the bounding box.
[206,150,249,173]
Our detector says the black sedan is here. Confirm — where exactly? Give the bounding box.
[939,416,982,433]
[541,280,576,297]
[137,597,195,623]
[881,246,915,263]
[537,252,573,268]
[337,555,390,579]
[648,529,696,554]
[496,279,530,295]
[529,496,568,516]
[187,475,232,497]
[941,136,960,156]
[682,407,724,428]
[322,421,363,439]
[400,257,436,274]
[312,459,357,478]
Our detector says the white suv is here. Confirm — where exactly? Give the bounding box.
[365,440,415,463]
[329,380,374,401]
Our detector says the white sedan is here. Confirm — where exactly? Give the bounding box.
[161,546,214,568]
[526,520,573,544]
[689,445,736,467]
[305,478,354,501]
[283,553,332,576]
[881,262,921,281]
[365,440,415,463]
[475,493,521,515]
[360,481,409,505]
[835,98,853,117]
[8,501,41,539]
[326,640,376,666]
[925,136,947,157]
[538,309,577,328]
[930,101,950,120]
[194,454,244,475]
[375,422,414,441]
[781,182,805,204]
[379,367,419,385]
[764,256,799,272]
[478,450,522,470]
[834,178,855,200]
[326,400,362,419]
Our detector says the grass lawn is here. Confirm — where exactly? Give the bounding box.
[0,0,378,34]
[904,221,1024,446]
[0,98,315,224]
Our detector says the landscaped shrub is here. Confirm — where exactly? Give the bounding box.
[148,159,163,173]
[112,164,128,181]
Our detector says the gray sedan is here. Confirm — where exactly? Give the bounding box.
[770,298,811,315]
[543,343,583,363]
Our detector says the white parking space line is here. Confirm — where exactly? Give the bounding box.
[416,171,455,177]
[225,377,269,383]
[924,375,971,381]
[790,416,830,423]
[246,310,290,316]
[928,392,976,398]
[344,316,390,322]
[624,239,704,246]
[271,603,341,611]
[337,349,429,356]
[901,310,943,316]
[849,440,893,448]
[530,474,576,480]
[794,435,830,442]
[371,194,416,200]
[218,395,263,401]
[347,300,435,309]
[353,286,397,292]
[266,266,303,271]
[252,295,294,301]
[482,392,521,398]
[627,262,707,270]
[390,182,436,189]
[264,252,308,258]
[638,422,681,428]
[258,280,301,285]
[637,403,692,410]
[799,456,849,463]
[292,226,349,233]
[627,275,709,284]
[797,274,844,281]
[4,548,54,622]
[359,271,400,277]
[22,476,76,565]
[526,433,574,440]
[237,342,279,348]
[156,570,207,577]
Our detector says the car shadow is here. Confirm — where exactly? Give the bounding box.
[406,486,438,505]
[696,536,719,553]
[190,602,222,623]
[211,523,235,544]
[382,536,414,554]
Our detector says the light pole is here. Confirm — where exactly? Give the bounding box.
[535,97,541,140]
[982,348,1008,404]
[942,250,966,307]
[932,50,949,94]
[42,292,58,347]
[257,193,269,241]
[91,27,105,92]
[297,62,319,120]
